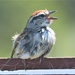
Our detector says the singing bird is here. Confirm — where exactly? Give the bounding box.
[11,9,57,59]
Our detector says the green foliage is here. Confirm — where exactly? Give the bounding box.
[0,0,75,57]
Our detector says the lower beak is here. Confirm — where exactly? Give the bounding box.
[50,17,57,20]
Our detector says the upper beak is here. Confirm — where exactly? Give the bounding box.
[49,10,56,14]
[49,10,57,20]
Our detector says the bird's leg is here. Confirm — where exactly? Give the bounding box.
[22,59,27,70]
[38,56,43,64]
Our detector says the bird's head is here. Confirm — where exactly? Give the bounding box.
[26,9,57,30]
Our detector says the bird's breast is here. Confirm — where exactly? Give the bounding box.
[37,27,56,45]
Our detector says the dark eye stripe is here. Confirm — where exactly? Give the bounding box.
[33,14,44,20]
[40,14,45,17]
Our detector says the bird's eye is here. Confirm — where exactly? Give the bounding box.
[40,14,45,17]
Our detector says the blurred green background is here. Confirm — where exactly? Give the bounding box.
[0,0,75,58]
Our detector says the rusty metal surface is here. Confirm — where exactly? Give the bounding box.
[0,58,75,70]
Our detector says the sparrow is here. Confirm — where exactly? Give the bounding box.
[11,9,57,59]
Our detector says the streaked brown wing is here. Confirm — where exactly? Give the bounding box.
[11,28,29,58]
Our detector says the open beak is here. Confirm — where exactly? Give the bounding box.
[48,10,57,20]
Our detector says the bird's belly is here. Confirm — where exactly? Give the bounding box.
[30,50,46,59]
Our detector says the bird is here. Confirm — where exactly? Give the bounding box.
[11,9,57,59]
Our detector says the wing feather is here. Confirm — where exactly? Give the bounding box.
[11,28,29,58]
